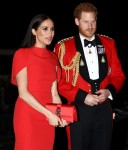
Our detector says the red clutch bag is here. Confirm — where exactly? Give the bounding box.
[46,103,78,123]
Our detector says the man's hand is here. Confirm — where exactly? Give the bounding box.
[84,89,110,106]
[95,89,110,103]
[84,94,100,106]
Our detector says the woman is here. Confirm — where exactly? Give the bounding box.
[11,14,67,150]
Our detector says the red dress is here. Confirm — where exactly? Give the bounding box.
[11,46,61,150]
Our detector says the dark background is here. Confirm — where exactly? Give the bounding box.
[0,0,128,105]
[0,0,128,49]
[0,0,128,79]
[0,0,128,149]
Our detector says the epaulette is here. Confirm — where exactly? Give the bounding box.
[57,36,74,44]
[98,34,113,39]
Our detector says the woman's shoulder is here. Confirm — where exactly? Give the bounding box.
[48,50,60,65]
[13,48,31,61]
[14,48,31,57]
[49,50,58,59]
[15,47,31,54]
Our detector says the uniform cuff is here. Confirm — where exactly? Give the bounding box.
[106,84,116,98]
[74,89,88,106]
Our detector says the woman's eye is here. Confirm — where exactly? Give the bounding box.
[43,27,48,31]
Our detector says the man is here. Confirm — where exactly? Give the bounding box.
[54,2,125,150]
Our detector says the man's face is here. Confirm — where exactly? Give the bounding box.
[75,12,97,40]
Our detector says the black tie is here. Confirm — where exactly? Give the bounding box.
[84,39,96,47]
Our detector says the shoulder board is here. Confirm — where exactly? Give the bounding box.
[57,36,74,44]
[98,34,112,39]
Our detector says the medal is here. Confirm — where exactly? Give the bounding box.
[108,67,111,75]
[101,56,105,63]
[80,59,84,66]
[97,45,105,54]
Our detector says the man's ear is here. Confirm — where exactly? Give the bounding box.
[75,18,79,26]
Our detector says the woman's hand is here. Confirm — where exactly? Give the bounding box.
[58,119,68,127]
[47,111,62,127]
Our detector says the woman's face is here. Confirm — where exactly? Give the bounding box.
[32,19,55,48]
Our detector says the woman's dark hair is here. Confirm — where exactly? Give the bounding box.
[21,14,52,48]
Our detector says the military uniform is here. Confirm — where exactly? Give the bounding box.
[54,34,125,150]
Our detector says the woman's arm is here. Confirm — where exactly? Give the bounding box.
[51,80,62,104]
[16,67,61,126]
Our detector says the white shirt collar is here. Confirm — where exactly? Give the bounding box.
[79,33,95,48]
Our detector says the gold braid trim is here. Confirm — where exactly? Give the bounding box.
[58,42,81,86]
